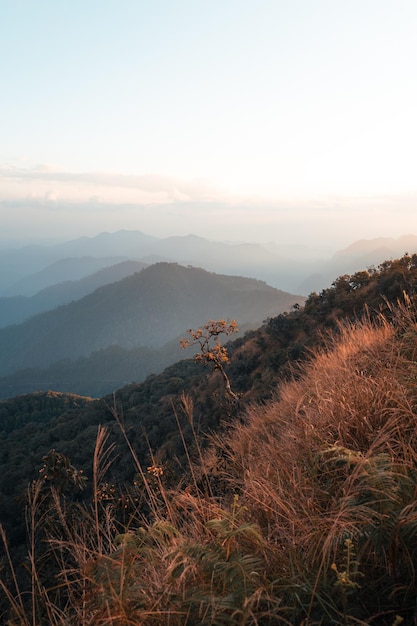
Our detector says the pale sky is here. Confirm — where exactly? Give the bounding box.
[1,0,417,249]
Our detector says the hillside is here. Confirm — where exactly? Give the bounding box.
[2,254,417,623]
[0,263,303,397]
[0,344,171,400]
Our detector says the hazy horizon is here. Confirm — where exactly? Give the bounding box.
[2,1,417,249]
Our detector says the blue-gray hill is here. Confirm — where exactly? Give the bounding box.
[0,260,147,328]
[0,262,303,381]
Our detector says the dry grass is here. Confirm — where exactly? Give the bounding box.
[222,307,417,622]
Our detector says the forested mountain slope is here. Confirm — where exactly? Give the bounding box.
[1,255,416,544]
[3,254,417,623]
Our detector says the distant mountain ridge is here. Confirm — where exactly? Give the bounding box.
[299,234,417,294]
[335,234,417,256]
[2,255,128,297]
[1,231,417,305]
[0,230,322,297]
[0,260,147,328]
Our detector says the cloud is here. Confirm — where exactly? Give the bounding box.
[1,162,416,249]
[44,190,58,202]
[0,164,224,205]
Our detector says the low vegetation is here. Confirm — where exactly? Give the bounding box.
[2,254,417,623]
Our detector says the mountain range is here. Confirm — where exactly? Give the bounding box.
[2,231,417,300]
[1,230,416,399]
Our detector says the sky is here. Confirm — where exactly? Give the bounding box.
[1,0,417,250]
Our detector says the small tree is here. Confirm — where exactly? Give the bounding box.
[180,319,239,401]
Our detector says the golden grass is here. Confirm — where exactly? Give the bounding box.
[221,308,417,622]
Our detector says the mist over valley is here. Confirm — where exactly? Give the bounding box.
[0,229,416,399]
